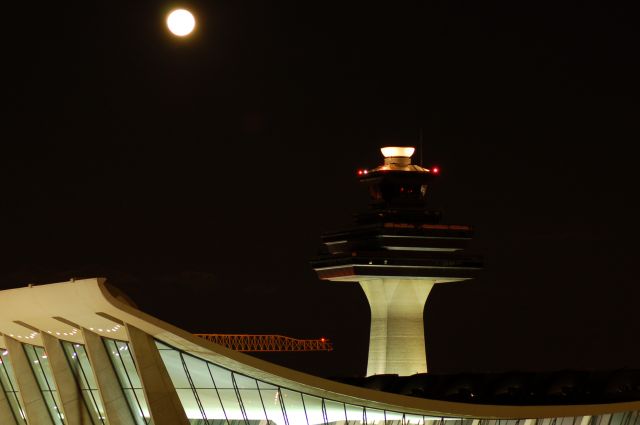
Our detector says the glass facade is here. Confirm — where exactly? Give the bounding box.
[153,340,638,425]
[0,348,26,424]
[23,344,65,424]
[2,338,640,425]
[103,338,150,425]
[60,340,107,424]
[157,336,450,424]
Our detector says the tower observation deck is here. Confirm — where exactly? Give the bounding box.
[311,146,482,377]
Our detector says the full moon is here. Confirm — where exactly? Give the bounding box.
[166,9,196,37]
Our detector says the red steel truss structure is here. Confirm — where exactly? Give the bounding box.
[195,334,333,352]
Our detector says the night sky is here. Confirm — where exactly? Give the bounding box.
[2,2,639,378]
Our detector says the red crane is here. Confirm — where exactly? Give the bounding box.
[194,334,333,352]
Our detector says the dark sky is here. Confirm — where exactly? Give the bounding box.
[2,1,639,378]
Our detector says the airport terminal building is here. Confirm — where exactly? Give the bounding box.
[0,278,639,425]
[2,150,638,424]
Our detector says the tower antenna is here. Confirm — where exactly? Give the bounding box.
[419,127,424,166]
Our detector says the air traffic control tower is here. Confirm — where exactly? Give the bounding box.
[312,147,482,377]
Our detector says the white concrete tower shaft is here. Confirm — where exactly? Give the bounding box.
[360,278,433,376]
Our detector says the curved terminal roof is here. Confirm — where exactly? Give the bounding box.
[0,278,638,424]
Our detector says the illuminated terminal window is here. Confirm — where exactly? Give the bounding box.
[60,341,107,424]
[23,344,64,425]
[155,340,439,424]
[153,340,640,425]
[0,348,27,424]
[103,339,150,425]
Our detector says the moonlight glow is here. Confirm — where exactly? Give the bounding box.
[167,9,196,37]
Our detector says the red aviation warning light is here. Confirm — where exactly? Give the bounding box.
[431,166,440,175]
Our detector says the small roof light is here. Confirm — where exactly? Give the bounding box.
[381,146,415,158]
[431,166,440,174]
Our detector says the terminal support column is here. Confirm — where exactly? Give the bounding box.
[41,332,94,425]
[126,324,189,425]
[0,376,17,425]
[360,278,434,376]
[81,328,137,425]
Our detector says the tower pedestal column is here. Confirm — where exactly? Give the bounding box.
[360,279,434,377]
